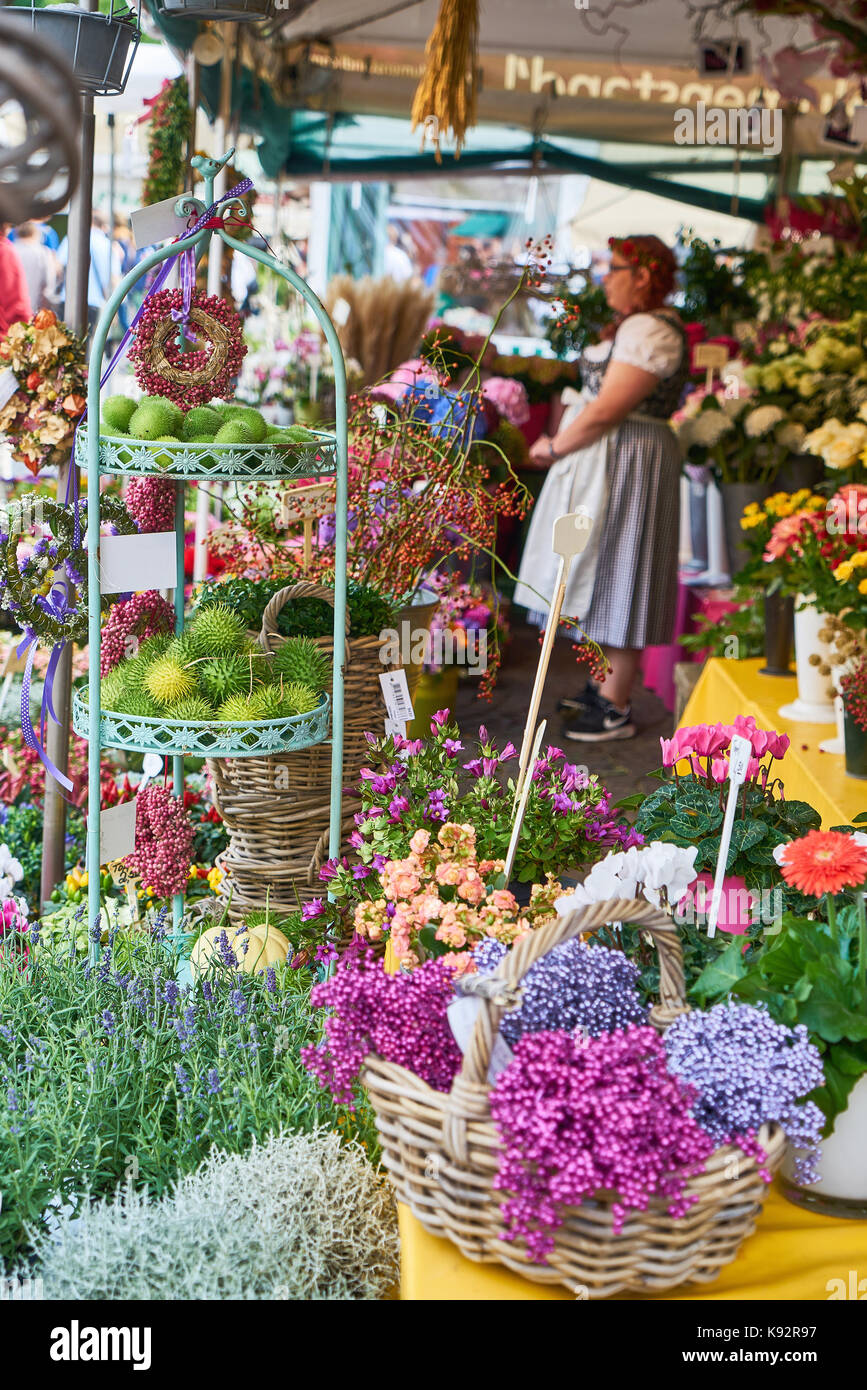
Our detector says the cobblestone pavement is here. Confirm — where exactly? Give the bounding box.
[454,618,676,805]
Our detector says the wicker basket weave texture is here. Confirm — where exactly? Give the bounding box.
[361,897,786,1299]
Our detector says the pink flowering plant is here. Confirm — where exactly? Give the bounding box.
[634,716,820,910]
[353,822,563,970]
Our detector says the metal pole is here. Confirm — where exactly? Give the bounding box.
[40,75,95,908]
[108,112,116,231]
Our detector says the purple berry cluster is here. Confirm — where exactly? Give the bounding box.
[474,937,647,1045]
[99,589,175,674]
[664,1001,825,1184]
[302,948,462,1106]
[489,1025,715,1261]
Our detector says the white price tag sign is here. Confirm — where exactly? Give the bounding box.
[0,369,19,411]
[331,296,351,326]
[88,797,137,865]
[379,669,414,725]
[99,532,178,596]
[131,192,194,248]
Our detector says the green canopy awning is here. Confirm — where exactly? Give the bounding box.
[449,212,511,238]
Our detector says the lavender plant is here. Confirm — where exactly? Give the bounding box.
[0,915,377,1260]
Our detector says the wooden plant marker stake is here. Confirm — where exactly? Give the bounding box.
[693,341,729,396]
[504,720,546,884]
[514,509,593,803]
[706,733,752,939]
[279,481,332,573]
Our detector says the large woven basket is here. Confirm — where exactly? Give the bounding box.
[209,580,393,921]
[361,898,786,1299]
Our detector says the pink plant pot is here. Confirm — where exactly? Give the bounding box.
[680,871,753,935]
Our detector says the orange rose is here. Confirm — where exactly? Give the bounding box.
[33,309,57,330]
[62,394,86,417]
[25,372,41,392]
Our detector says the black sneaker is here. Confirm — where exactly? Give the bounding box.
[557,679,601,715]
[562,697,636,742]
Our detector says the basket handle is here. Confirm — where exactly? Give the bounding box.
[258,581,351,669]
[441,897,688,1161]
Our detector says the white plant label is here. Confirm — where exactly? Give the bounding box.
[0,369,18,411]
[447,994,515,1082]
[379,669,414,725]
[384,718,407,741]
[137,753,164,797]
[707,732,752,938]
[88,797,137,865]
[331,297,351,326]
[131,193,194,248]
[99,532,178,596]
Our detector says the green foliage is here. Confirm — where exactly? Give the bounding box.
[634,778,821,905]
[678,232,754,335]
[680,584,765,660]
[19,1129,398,1301]
[0,932,378,1261]
[3,803,85,908]
[544,278,613,359]
[142,76,191,208]
[194,577,396,640]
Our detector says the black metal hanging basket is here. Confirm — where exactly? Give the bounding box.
[155,0,274,18]
[6,1,141,98]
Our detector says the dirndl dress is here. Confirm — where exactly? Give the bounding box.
[514,311,690,649]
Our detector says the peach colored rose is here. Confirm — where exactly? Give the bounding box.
[409,828,430,854]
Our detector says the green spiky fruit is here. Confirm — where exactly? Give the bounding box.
[187,604,247,658]
[144,657,198,707]
[171,696,215,722]
[282,681,321,716]
[188,434,216,444]
[265,425,284,439]
[282,424,319,443]
[181,406,224,441]
[217,694,255,722]
[115,688,161,718]
[101,395,138,433]
[164,633,199,669]
[135,633,173,665]
[100,668,127,711]
[214,419,253,446]
[252,685,289,720]
[128,397,184,440]
[272,637,330,692]
[197,655,254,706]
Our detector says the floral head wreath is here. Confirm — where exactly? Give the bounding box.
[607,236,673,305]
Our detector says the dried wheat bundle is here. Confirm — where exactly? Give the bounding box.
[324,274,434,384]
[411,0,480,161]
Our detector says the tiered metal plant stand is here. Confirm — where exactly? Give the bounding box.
[77,151,348,953]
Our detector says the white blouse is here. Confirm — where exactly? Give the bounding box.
[583,312,683,379]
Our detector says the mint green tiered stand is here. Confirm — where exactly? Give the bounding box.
[78,151,349,964]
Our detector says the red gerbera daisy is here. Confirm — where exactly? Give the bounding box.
[778,830,867,898]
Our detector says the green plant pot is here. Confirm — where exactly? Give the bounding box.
[759,592,794,677]
[843,707,867,779]
[407,667,459,738]
[721,481,770,580]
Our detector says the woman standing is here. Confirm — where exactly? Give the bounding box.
[513,235,688,742]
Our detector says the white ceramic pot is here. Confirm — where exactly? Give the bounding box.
[781,1073,867,1217]
[778,596,836,724]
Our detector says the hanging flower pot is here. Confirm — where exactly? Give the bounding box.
[781,1073,867,1218]
[155,0,274,17]
[778,596,836,724]
[8,2,140,97]
[759,591,794,677]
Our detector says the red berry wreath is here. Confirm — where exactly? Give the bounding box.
[128,288,247,408]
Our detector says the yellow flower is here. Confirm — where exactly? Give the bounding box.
[859,578,867,595]
[835,561,855,582]
[742,501,761,516]
[740,513,765,530]
[207,866,223,890]
[854,552,867,569]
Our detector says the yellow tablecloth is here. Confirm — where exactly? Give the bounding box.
[398,1189,867,1301]
[397,656,867,1299]
[680,658,866,829]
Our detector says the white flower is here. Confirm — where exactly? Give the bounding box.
[689,411,735,448]
[744,405,785,438]
[775,421,806,452]
[0,844,23,882]
[772,842,789,867]
[557,842,698,913]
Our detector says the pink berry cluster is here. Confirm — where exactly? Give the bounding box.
[100,589,175,675]
[128,289,246,407]
[489,1025,716,1262]
[123,783,195,898]
[302,947,462,1106]
[125,477,176,533]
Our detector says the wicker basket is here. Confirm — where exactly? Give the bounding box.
[361,898,786,1299]
[209,580,393,920]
